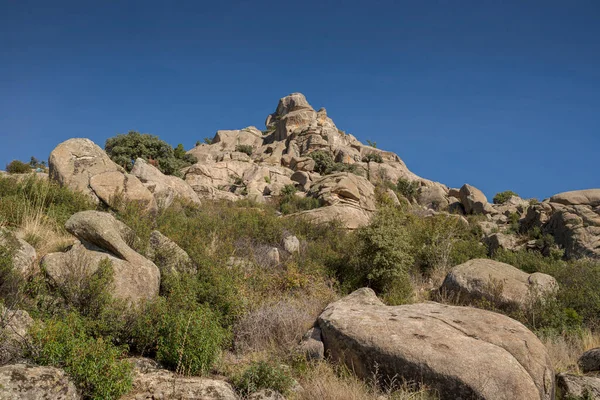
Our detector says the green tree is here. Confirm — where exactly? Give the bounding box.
[105,131,197,176]
[5,160,31,174]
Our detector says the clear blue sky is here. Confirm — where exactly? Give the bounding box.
[1,1,598,200]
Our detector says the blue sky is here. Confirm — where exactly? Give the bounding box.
[1,1,598,200]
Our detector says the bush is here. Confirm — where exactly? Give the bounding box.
[396,178,419,201]
[5,160,31,174]
[308,151,360,176]
[105,131,197,176]
[338,207,414,302]
[279,195,322,215]
[235,144,254,156]
[493,190,518,204]
[362,153,383,163]
[156,304,228,375]
[233,360,294,396]
[29,313,132,400]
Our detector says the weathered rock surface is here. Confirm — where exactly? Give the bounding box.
[283,235,300,254]
[0,229,36,277]
[291,204,372,230]
[131,158,201,208]
[43,211,160,303]
[307,173,376,212]
[48,138,160,212]
[122,357,238,400]
[0,308,34,364]
[317,288,554,400]
[89,171,157,212]
[248,389,286,400]
[0,364,80,400]
[298,326,324,361]
[440,259,558,310]
[579,348,600,373]
[523,189,600,259]
[556,373,600,399]
[146,230,195,275]
[49,138,122,203]
[459,184,493,215]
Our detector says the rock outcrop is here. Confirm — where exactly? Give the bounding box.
[0,364,80,400]
[42,211,160,303]
[131,158,201,208]
[317,288,554,400]
[122,357,238,400]
[440,259,558,310]
[48,138,156,211]
[523,189,600,259]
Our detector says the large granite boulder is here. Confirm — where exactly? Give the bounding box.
[48,138,156,212]
[48,138,122,203]
[89,171,157,212]
[122,357,238,400]
[0,364,80,399]
[42,211,160,304]
[307,173,376,212]
[459,184,493,215]
[291,205,372,230]
[440,259,558,310]
[317,288,554,400]
[130,158,201,208]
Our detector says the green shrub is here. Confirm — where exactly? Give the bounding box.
[233,361,294,396]
[309,151,335,175]
[156,304,228,375]
[396,178,419,201]
[6,160,31,174]
[29,313,132,400]
[235,144,254,156]
[105,131,197,176]
[279,194,322,215]
[51,258,115,319]
[340,207,414,300]
[493,190,518,204]
[362,153,383,163]
[280,184,297,196]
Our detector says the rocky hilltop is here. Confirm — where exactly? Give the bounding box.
[0,93,599,400]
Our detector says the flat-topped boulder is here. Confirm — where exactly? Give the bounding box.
[317,288,554,400]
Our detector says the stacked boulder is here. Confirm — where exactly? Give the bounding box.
[42,211,160,304]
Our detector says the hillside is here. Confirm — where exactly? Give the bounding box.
[0,93,599,399]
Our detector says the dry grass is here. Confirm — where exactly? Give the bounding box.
[233,292,334,356]
[292,362,437,400]
[541,329,600,373]
[16,210,75,260]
